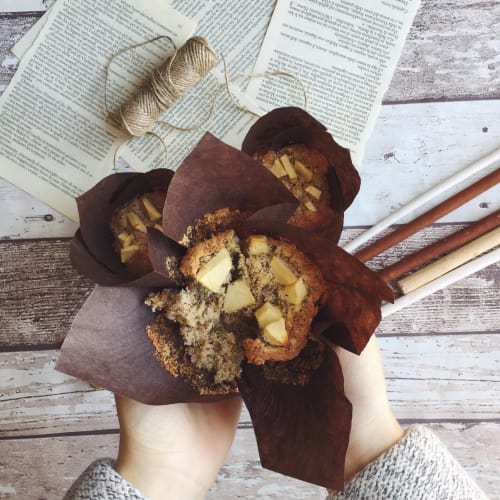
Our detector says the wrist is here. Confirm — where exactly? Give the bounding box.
[344,404,404,482]
[115,438,208,500]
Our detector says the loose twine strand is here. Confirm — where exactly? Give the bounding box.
[104,35,308,170]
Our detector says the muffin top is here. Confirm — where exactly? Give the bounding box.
[109,191,166,276]
[146,229,327,394]
[253,144,338,231]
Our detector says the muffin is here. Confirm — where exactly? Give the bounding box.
[252,144,337,231]
[110,191,166,276]
[145,229,327,395]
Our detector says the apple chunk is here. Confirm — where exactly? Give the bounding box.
[127,213,147,233]
[120,244,140,263]
[263,318,288,346]
[254,302,283,328]
[270,256,297,285]
[304,201,317,212]
[294,160,313,181]
[118,232,134,246]
[195,248,232,293]
[284,277,308,305]
[223,280,256,313]
[141,195,162,221]
[279,154,297,179]
[305,185,322,200]
[270,159,287,178]
[247,235,269,255]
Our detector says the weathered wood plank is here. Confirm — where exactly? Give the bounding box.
[1,334,498,437]
[0,422,497,499]
[0,350,117,437]
[348,100,500,227]
[0,430,326,499]
[340,224,500,335]
[1,1,499,100]
[1,98,499,239]
[0,13,40,90]
[220,422,500,498]
[384,334,500,420]
[385,0,500,103]
[0,4,497,500]
[2,226,498,347]
[0,239,94,348]
[0,177,79,240]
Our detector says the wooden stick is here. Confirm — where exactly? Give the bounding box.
[342,148,500,254]
[397,227,500,294]
[353,167,500,262]
[381,247,500,318]
[378,209,500,283]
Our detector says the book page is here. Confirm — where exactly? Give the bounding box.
[121,0,278,171]
[14,0,276,172]
[170,0,275,78]
[15,0,275,73]
[120,75,264,172]
[0,0,195,221]
[246,0,421,165]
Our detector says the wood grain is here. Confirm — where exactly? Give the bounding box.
[0,422,497,499]
[0,239,93,348]
[0,13,40,90]
[0,4,499,240]
[1,1,499,100]
[0,3,499,499]
[385,0,500,103]
[2,228,498,348]
[0,176,79,239]
[2,98,499,239]
[1,334,498,437]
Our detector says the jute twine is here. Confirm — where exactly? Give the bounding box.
[105,35,307,169]
[118,36,216,137]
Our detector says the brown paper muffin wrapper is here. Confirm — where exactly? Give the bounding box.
[59,221,392,490]
[57,287,350,489]
[239,348,351,490]
[242,107,361,242]
[245,219,394,354]
[70,169,177,287]
[56,285,233,404]
[62,129,389,490]
[162,132,299,244]
[242,107,360,210]
[70,134,298,286]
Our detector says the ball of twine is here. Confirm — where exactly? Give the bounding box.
[119,36,217,137]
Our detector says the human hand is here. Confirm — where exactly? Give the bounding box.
[114,395,242,500]
[334,335,404,482]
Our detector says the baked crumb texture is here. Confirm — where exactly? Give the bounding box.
[146,230,327,395]
[253,144,336,231]
[179,207,248,248]
[110,191,166,276]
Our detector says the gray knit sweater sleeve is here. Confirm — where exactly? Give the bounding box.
[65,426,487,499]
[328,426,488,500]
[64,458,146,499]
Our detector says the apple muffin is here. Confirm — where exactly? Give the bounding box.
[110,191,166,276]
[145,229,327,395]
[252,144,337,231]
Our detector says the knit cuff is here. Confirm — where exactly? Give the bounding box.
[64,458,147,500]
[328,425,488,500]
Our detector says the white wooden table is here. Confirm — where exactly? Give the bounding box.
[1,1,499,498]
